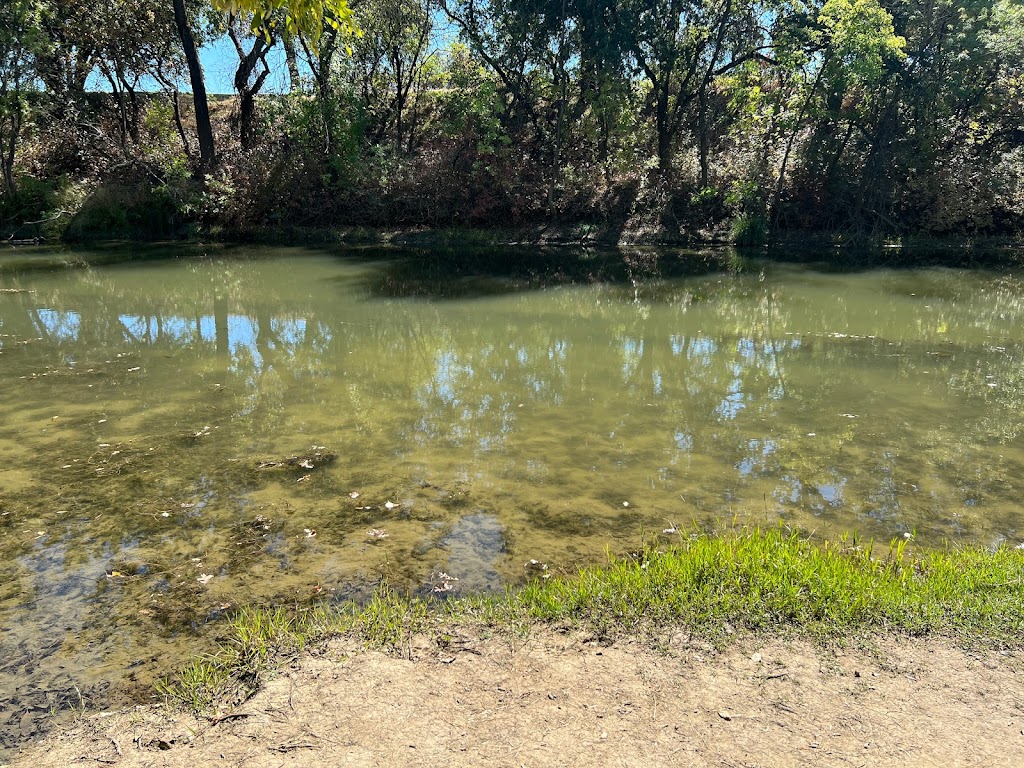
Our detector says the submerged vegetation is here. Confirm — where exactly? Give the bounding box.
[1,0,1022,246]
[157,528,1024,714]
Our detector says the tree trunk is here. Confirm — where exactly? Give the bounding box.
[656,87,671,173]
[174,0,215,169]
[1,110,18,195]
[240,90,257,149]
[229,26,273,150]
[284,36,301,92]
[170,89,191,154]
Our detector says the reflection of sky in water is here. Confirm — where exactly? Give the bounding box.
[737,438,777,477]
[818,479,846,506]
[715,378,747,420]
[35,309,81,340]
[36,312,317,374]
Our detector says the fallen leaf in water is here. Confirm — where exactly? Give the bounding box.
[197,573,214,585]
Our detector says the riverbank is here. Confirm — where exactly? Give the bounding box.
[10,631,1024,768]
[7,529,1024,766]
[5,230,1024,289]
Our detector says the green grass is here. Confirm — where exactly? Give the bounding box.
[157,527,1024,714]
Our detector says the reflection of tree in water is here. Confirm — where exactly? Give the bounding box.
[5,252,1024,741]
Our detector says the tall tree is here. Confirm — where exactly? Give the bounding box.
[0,0,41,195]
[349,0,432,150]
[173,0,357,166]
[174,0,216,168]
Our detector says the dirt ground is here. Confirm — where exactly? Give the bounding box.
[7,630,1024,768]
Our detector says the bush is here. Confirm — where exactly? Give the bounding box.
[730,213,768,246]
[63,181,184,241]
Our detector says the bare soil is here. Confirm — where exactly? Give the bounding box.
[8,631,1024,767]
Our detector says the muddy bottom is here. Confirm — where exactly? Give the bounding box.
[8,631,1024,767]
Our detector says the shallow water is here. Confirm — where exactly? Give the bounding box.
[2,243,1024,751]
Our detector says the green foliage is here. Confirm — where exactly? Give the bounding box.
[730,213,769,247]
[212,0,358,48]
[63,181,184,240]
[4,0,1023,238]
[818,0,906,85]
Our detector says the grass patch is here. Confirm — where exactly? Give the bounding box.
[157,527,1024,715]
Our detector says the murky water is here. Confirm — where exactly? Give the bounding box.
[2,243,1024,752]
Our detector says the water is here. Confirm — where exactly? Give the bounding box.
[2,243,1024,752]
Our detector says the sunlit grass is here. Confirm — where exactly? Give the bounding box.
[157,527,1024,714]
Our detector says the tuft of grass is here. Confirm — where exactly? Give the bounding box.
[158,527,1024,715]
[730,213,768,247]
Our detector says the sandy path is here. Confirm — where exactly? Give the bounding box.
[8,632,1024,767]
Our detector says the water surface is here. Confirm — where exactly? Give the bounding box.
[2,244,1023,753]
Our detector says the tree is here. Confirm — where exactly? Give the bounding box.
[173,0,357,166]
[348,0,432,150]
[88,1,182,154]
[174,0,216,168]
[766,0,906,228]
[0,0,42,195]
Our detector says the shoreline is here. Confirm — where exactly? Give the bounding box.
[8,630,1024,767]
[5,529,1024,765]
[5,224,1024,261]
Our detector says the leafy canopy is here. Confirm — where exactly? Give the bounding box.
[818,0,906,82]
[211,0,357,47]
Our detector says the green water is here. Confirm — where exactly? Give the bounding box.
[1,244,1024,750]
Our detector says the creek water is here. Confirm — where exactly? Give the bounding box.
[1,243,1023,753]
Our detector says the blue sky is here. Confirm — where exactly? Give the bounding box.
[86,13,459,96]
[84,36,295,96]
[201,36,293,95]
